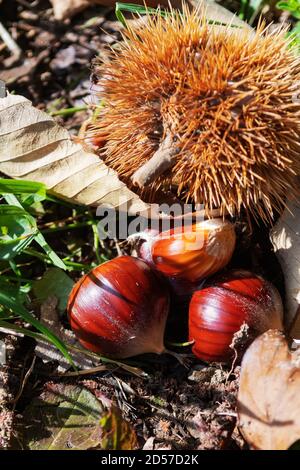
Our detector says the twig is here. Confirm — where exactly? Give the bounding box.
[11,356,36,409]
[193,410,237,418]
[0,21,22,60]
[215,411,237,417]
[131,133,179,187]
[50,364,112,377]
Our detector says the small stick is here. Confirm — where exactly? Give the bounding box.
[0,21,22,60]
[11,356,36,408]
[50,364,112,377]
[131,133,179,187]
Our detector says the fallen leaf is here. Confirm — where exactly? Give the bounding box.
[191,0,251,28]
[21,384,106,450]
[100,406,138,450]
[0,93,149,215]
[237,329,300,450]
[270,196,300,338]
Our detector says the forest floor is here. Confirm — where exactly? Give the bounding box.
[0,0,289,450]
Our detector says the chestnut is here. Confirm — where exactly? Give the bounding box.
[135,219,236,283]
[68,256,170,358]
[189,270,283,362]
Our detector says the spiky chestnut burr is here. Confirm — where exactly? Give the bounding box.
[88,5,300,222]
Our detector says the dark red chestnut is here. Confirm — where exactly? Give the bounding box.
[68,256,170,358]
[189,270,283,362]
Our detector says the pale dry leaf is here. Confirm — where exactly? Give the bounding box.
[191,0,251,29]
[238,329,300,450]
[270,197,300,338]
[0,93,149,214]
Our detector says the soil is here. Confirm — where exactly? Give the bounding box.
[0,0,288,451]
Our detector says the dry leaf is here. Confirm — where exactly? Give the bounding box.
[100,406,138,450]
[238,329,300,450]
[21,384,106,450]
[270,197,300,338]
[0,93,149,215]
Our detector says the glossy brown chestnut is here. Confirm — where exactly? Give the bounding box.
[137,219,236,283]
[68,256,170,358]
[189,270,283,362]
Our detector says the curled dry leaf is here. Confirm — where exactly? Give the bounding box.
[0,94,149,215]
[238,330,300,450]
[270,197,300,338]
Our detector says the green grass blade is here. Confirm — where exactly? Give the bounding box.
[0,319,45,341]
[1,195,67,269]
[115,2,166,27]
[3,193,22,207]
[34,232,67,270]
[0,179,46,197]
[0,204,38,259]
